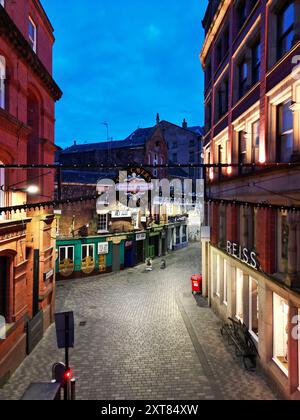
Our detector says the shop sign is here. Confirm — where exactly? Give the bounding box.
[136,233,146,241]
[111,210,132,219]
[227,241,259,270]
[44,268,54,281]
[141,216,147,223]
[98,242,109,255]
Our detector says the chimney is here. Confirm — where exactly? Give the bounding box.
[182,119,188,129]
[74,140,77,146]
[156,113,160,125]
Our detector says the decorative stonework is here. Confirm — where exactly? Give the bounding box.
[0,7,62,101]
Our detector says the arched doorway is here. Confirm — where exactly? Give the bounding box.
[0,256,9,320]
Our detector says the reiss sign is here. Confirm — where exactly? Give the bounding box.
[227,241,259,271]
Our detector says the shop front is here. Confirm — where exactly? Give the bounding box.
[206,243,300,400]
[56,237,114,280]
[149,228,163,258]
[124,239,135,268]
[168,216,189,251]
[135,232,147,264]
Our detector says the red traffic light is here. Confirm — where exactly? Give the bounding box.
[64,369,72,381]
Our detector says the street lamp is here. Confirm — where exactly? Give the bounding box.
[26,185,39,194]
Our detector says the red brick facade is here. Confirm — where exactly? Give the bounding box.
[0,1,61,384]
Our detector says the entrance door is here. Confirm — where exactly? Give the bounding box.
[0,257,8,318]
[112,244,120,272]
[136,241,144,264]
[124,247,134,268]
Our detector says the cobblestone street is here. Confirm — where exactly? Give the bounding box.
[0,244,278,400]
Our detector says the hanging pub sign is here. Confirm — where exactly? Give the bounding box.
[226,241,259,271]
[98,242,109,255]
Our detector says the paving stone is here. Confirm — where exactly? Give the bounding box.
[0,244,277,400]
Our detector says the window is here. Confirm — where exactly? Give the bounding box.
[216,255,221,297]
[252,120,260,163]
[237,0,247,30]
[82,244,94,261]
[223,260,228,305]
[176,226,180,244]
[239,60,248,99]
[98,213,108,233]
[249,278,259,340]
[273,293,289,376]
[172,141,178,149]
[277,100,294,163]
[29,17,37,52]
[224,28,229,54]
[59,246,74,265]
[0,56,6,110]
[206,102,212,132]
[236,269,244,321]
[172,153,177,163]
[277,1,295,60]
[281,214,289,273]
[238,131,247,173]
[252,42,261,84]
[205,62,212,88]
[216,40,222,67]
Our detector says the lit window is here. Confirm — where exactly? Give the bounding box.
[252,120,260,163]
[82,244,94,261]
[277,1,295,60]
[29,17,37,53]
[223,260,228,305]
[249,278,259,340]
[273,293,289,376]
[216,255,221,297]
[236,269,244,321]
[278,100,294,163]
[0,56,6,110]
[98,213,108,232]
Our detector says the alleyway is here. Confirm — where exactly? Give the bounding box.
[0,244,278,400]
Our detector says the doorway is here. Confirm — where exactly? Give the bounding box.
[112,244,120,272]
[0,257,8,318]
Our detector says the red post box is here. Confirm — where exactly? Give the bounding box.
[191,274,202,295]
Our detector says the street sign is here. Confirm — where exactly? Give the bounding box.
[55,312,74,349]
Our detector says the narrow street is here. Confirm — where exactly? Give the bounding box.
[0,244,278,400]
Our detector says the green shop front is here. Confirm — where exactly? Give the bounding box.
[56,235,128,280]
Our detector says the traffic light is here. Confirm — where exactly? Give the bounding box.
[64,368,72,383]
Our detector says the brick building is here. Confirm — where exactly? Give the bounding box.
[0,0,61,384]
[201,0,300,399]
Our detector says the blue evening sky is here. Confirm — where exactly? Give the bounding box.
[42,0,207,148]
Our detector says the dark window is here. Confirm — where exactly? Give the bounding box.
[277,1,295,60]
[224,28,229,54]
[277,100,294,163]
[281,214,289,273]
[237,0,247,30]
[252,42,261,84]
[216,41,222,66]
[238,60,248,98]
[206,102,212,131]
[205,62,212,88]
[172,153,177,163]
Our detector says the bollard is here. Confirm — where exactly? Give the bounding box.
[71,379,76,401]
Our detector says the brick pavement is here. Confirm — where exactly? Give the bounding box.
[0,244,278,400]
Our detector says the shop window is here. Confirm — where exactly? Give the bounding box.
[81,244,95,274]
[252,120,260,164]
[273,293,289,376]
[249,277,259,340]
[223,260,228,305]
[238,131,247,174]
[0,56,6,110]
[176,226,180,245]
[277,100,294,163]
[216,255,221,298]
[236,269,244,321]
[59,246,75,277]
[277,1,295,60]
[281,214,289,273]
[98,213,108,233]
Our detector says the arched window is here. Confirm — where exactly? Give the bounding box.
[0,56,6,110]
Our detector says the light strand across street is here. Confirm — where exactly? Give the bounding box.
[205,197,300,213]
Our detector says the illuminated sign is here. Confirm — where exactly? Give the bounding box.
[227,241,259,271]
